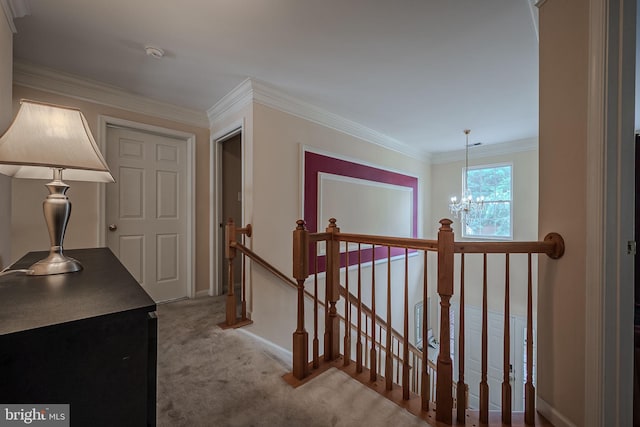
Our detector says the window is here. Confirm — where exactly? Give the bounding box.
[462,163,512,239]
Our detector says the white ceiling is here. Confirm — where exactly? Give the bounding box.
[9,0,544,154]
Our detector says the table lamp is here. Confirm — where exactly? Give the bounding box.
[0,100,115,275]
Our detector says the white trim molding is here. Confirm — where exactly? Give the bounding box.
[585,0,636,426]
[208,78,429,160]
[97,115,197,299]
[527,0,540,41]
[13,61,209,128]
[195,289,211,299]
[584,0,606,424]
[430,137,537,164]
[237,328,292,367]
[210,119,246,297]
[537,397,577,427]
[1,0,29,33]
[207,79,254,128]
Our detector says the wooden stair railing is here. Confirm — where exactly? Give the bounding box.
[292,218,565,426]
[223,218,443,406]
[339,286,442,403]
[222,217,564,425]
[219,219,253,329]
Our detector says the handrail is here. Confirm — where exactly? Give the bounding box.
[454,232,565,258]
[232,237,431,369]
[290,217,565,425]
[339,286,429,365]
[339,285,440,399]
[231,241,297,288]
[226,217,565,425]
[229,233,436,376]
[337,232,439,251]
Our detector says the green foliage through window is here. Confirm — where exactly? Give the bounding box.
[463,164,512,239]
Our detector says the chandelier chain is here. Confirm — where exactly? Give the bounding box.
[449,129,485,226]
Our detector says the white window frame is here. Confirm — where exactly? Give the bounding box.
[461,162,513,240]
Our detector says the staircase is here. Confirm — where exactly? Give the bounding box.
[222,218,564,426]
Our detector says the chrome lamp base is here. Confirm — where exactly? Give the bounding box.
[27,248,82,276]
[27,168,83,276]
[28,247,82,276]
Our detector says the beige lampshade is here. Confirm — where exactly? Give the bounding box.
[0,100,115,182]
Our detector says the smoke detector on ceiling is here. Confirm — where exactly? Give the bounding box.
[144,45,165,59]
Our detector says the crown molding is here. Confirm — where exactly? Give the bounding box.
[528,0,540,41]
[1,0,29,33]
[208,78,430,160]
[206,78,254,126]
[429,137,538,164]
[13,61,210,128]
[0,1,15,34]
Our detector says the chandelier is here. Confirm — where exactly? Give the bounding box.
[449,129,485,224]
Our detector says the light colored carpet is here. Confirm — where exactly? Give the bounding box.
[157,296,430,427]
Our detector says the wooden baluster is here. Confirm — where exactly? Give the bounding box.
[411,351,415,392]
[225,219,237,326]
[325,218,341,361]
[436,219,454,424]
[480,253,489,424]
[396,338,401,383]
[370,244,377,381]
[502,254,512,424]
[344,242,351,366]
[525,253,535,425]
[457,253,467,421]
[412,353,422,394]
[431,364,436,404]
[313,242,319,369]
[403,248,410,400]
[377,325,382,376]
[356,244,363,373]
[422,250,430,412]
[241,245,247,321]
[292,220,309,379]
[386,246,393,390]
[365,315,369,369]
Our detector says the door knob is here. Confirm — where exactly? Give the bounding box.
[108,224,118,231]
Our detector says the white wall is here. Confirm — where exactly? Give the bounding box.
[538,1,636,425]
[220,102,431,352]
[538,1,587,425]
[0,12,12,269]
[211,97,539,359]
[430,142,539,320]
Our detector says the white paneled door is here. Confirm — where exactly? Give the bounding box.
[464,305,519,411]
[106,126,187,302]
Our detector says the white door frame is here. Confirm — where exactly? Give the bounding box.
[584,0,635,425]
[210,119,245,297]
[97,115,196,298]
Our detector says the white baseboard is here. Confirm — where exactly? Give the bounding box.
[537,396,577,427]
[195,289,212,298]
[237,328,293,368]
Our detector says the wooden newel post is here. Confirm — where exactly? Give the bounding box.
[225,218,237,326]
[436,219,454,424]
[325,218,341,361]
[292,220,309,380]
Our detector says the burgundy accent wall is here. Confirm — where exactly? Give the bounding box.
[303,150,418,272]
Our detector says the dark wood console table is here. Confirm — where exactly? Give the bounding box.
[0,248,157,426]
